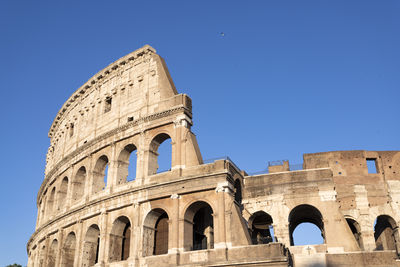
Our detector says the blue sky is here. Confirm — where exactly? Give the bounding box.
[1,0,399,265]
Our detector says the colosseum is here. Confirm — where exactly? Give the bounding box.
[27,45,400,267]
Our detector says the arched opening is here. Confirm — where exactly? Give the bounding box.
[47,239,58,267]
[82,224,100,267]
[143,209,169,256]
[289,204,324,246]
[116,144,137,184]
[184,201,214,251]
[374,215,399,252]
[346,218,363,249]
[92,155,109,194]
[72,167,86,202]
[109,216,131,262]
[47,187,56,217]
[57,177,68,211]
[148,133,172,175]
[60,232,76,267]
[234,179,242,205]
[249,211,274,244]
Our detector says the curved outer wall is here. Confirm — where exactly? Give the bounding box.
[28,46,400,267]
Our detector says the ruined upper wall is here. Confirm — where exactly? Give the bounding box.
[303,150,400,180]
[45,45,188,174]
[303,150,400,208]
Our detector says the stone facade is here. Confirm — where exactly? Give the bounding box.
[27,45,400,267]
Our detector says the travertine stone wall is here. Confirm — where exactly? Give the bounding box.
[28,46,400,267]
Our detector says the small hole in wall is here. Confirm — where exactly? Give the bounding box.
[389,166,392,168]
[127,116,134,122]
[84,140,87,144]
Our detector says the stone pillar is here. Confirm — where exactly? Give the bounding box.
[64,165,74,209]
[33,247,39,267]
[98,211,109,264]
[359,220,376,252]
[130,203,140,264]
[169,194,180,254]
[215,182,231,249]
[172,114,191,170]
[355,185,375,251]
[40,236,50,267]
[274,224,291,247]
[108,143,118,192]
[84,155,94,200]
[136,132,146,185]
[172,118,182,170]
[54,228,63,267]
[74,221,84,267]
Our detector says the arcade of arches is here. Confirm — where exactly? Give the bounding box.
[28,45,400,267]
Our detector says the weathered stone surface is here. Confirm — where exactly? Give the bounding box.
[27,46,400,267]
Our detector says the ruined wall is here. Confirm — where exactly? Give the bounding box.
[28,46,400,267]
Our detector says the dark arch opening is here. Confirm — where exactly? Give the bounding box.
[47,187,56,217]
[57,177,68,212]
[289,204,324,246]
[116,144,137,184]
[184,201,214,251]
[346,218,363,249]
[61,232,76,267]
[148,133,172,175]
[93,155,109,194]
[47,239,58,267]
[82,224,100,267]
[249,211,274,244]
[374,215,399,252]
[234,179,242,205]
[109,216,131,262]
[73,166,86,202]
[143,209,169,256]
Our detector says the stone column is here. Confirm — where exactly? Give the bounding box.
[136,132,146,185]
[98,211,109,264]
[172,118,182,170]
[41,236,50,267]
[107,142,118,192]
[274,224,291,247]
[355,185,375,251]
[130,203,140,264]
[54,228,63,267]
[74,221,84,267]
[84,155,94,200]
[215,182,231,249]
[172,114,191,170]
[169,194,180,254]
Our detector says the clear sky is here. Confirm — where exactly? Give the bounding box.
[1,0,399,265]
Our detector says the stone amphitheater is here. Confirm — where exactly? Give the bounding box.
[27,45,400,267]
